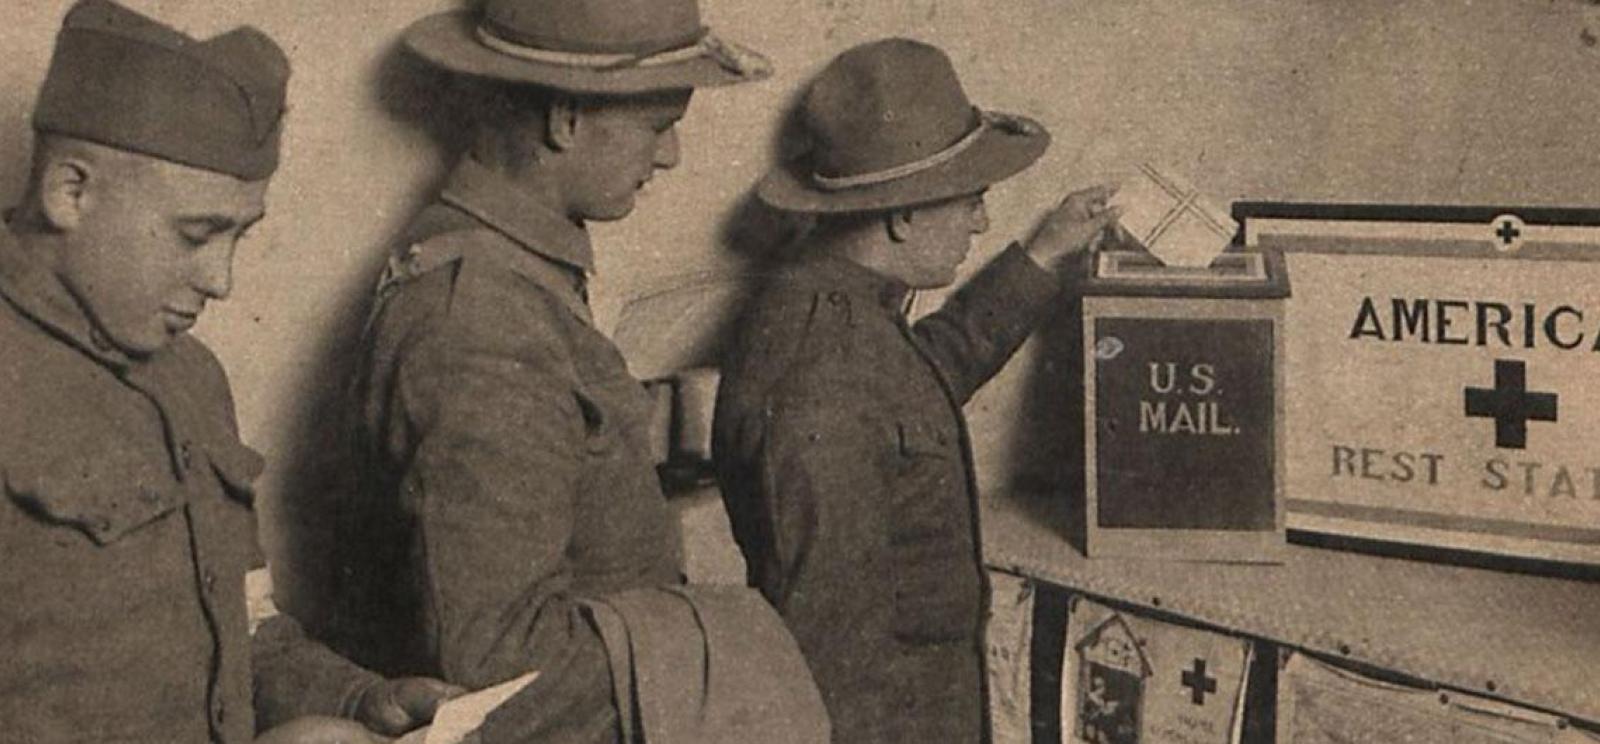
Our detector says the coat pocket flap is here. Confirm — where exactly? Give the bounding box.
[3,454,183,546]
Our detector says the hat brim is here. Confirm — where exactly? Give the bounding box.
[403,11,769,95]
[756,113,1050,214]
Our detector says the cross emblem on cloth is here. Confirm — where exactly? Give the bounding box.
[1465,359,1558,450]
[1180,658,1217,706]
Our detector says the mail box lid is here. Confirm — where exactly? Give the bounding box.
[1080,249,1291,300]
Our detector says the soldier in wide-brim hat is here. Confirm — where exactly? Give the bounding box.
[714,37,1122,744]
[327,1,812,742]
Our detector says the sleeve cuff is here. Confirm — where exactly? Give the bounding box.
[988,242,1067,312]
[338,674,383,720]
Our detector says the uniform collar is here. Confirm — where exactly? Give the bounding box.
[0,218,137,372]
[0,219,265,502]
[439,156,596,274]
[794,243,915,317]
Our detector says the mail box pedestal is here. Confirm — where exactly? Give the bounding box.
[1080,250,1290,562]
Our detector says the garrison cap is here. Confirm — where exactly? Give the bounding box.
[32,0,290,181]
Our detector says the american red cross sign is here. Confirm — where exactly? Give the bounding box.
[1245,207,1600,566]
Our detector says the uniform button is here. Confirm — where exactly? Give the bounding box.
[203,570,218,593]
[179,442,194,471]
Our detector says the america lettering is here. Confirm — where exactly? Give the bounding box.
[1348,297,1600,351]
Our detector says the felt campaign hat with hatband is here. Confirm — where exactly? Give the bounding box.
[758,38,1050,214]
[32,0,291,181]
[403,0,772,95]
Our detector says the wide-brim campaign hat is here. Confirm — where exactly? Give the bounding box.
[403,0,772,95]
[759,38,1050,214]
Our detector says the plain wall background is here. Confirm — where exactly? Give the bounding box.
[5,0,1600,605]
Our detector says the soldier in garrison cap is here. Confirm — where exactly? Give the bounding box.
[713,38,1122,744]
[327,0,827,743]
[0,2,461,742]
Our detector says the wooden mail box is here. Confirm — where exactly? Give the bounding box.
[1080,250,1291,562]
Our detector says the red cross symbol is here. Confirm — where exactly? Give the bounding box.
[1181,658,1217,706]
[1465,359,1558,450]
[1495,220,1521,245]
[1490,214,1526,252]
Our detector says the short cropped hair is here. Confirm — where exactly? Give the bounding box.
[15,133,149,228]
[470,84,561,172]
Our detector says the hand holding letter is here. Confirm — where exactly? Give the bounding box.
[353,677,467,737]
[1025,184,1122,269]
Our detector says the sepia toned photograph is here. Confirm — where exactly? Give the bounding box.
[1,0,1596,742]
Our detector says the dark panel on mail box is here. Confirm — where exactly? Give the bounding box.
[1094,317,1276,530]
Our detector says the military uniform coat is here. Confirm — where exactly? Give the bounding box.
[714,244,1061,744]
[0,225,379,743]
[335,157,684,744]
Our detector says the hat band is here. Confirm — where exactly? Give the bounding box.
[475,25,770,77]
[811,111,1044,191]
[812,110,1022,192]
